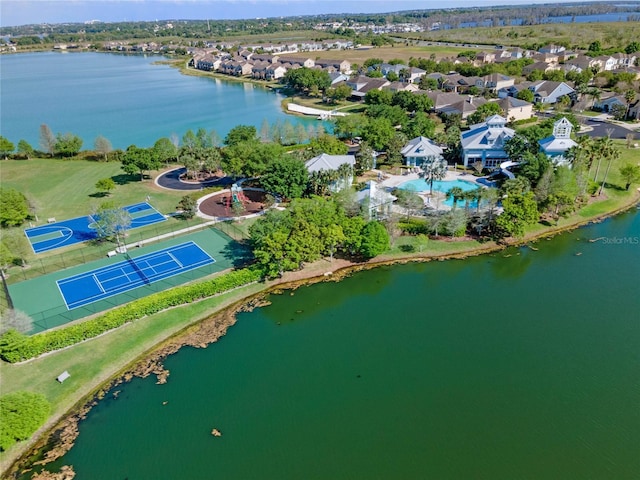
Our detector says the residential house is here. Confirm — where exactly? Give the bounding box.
[539,44,565,54]
[522,61,559,76]
[538,117,577,166]
[475,51,496,64]
[496,96,534,122]
[460,115,515,169]
[329,72,350,85]
[386,81,420,93]
[612,52,638,68]
[497,82,533,99]
[528,81,575,104]
[593,93,627,113]
[356,181,397,220]
[265,63,287,80]
[439,96,487,120]
[305,153,356,192]
[400,136,444,168]
[315,59,351,73]
[441,73,485,93]
[277,56,315,68]
[594,55,618,71]
[345,76,390,100]
[627,99,640,120]
[483,73,515,93]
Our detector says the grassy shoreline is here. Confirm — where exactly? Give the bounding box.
[1,183,638,477]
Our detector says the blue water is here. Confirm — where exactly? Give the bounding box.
[448,11,638,29]
[399,178,482,207]
[0,52,320,150]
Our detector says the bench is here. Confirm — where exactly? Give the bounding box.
[107,250,117,258]
[47,217,56,223]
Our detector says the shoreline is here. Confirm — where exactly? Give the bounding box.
[3,189,638,479]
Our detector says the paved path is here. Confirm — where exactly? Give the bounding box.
[155,167,234,191]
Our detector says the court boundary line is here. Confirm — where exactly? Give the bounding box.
[57,241,215,310]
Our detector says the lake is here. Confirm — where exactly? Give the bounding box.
[0,52,319,150]
[37,207,640,479]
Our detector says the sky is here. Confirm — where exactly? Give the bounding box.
[1,0,612,27]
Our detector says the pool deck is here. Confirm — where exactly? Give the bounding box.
[379,169,487,189]
[377,169,494,212]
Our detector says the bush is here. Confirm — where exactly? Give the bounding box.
[0,268,263,363]
[0,391,51,451]
[398,218,429,235]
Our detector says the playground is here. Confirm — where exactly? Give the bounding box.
[198,185,270,219]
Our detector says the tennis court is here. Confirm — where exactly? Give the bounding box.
[57,241,214,310]
[25,202,166,254]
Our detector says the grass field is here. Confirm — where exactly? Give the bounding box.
[397,22,640,51]
[1,158,191,285]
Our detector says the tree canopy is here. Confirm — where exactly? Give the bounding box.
[0,188,30,227]
[0,391,51,451]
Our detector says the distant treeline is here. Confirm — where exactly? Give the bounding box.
[2,3,639,44]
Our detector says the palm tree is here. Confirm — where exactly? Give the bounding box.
[593,133,614,184]
[598,143,620,196]
[420,157,448,195]
[624,90,636,119]
[446,186,465,210]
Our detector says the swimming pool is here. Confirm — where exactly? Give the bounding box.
[399,178,485,207]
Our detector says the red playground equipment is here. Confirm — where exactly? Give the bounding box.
[225,183,249,213]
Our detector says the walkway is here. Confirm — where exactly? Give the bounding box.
[155,167,234,191]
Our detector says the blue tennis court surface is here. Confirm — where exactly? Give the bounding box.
[57,241,214,310]
[25,202,166,254]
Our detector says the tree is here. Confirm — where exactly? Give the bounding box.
[625,41,640,54]
[16,140,34,160]
[224,125,257,146]
[333,114,368,140]
[361,116,395,151]
[494,191,538,238]
[356,141,376,174]
[95,178,116,196]
[309,134,348,156]
[403,112,435,139]
[325,84,352,103]
[0,391,51,451]
[0,136,14,159]
[364,89,392,106]
[92,202,132,248]
[609,103,627,121]
[0,310,33,335]
[466,102,503,126]
[516,89,534,103]
[420,157,448,195]
[39,124,56,157]
[54,132,83,157]
[619,163,640,191]
[445,186,465,210]
[597,142,620,196]
[177,195,198,219]
[152,137,177,165]
[385,132,407,165]
[260,157,308,200]
[94,135,113,161]
[359,221,390,258]
[0,188,29,227]
[121,145,160,180]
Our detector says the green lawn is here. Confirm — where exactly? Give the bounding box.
[1,158,189,284]
[1,158,183,220]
